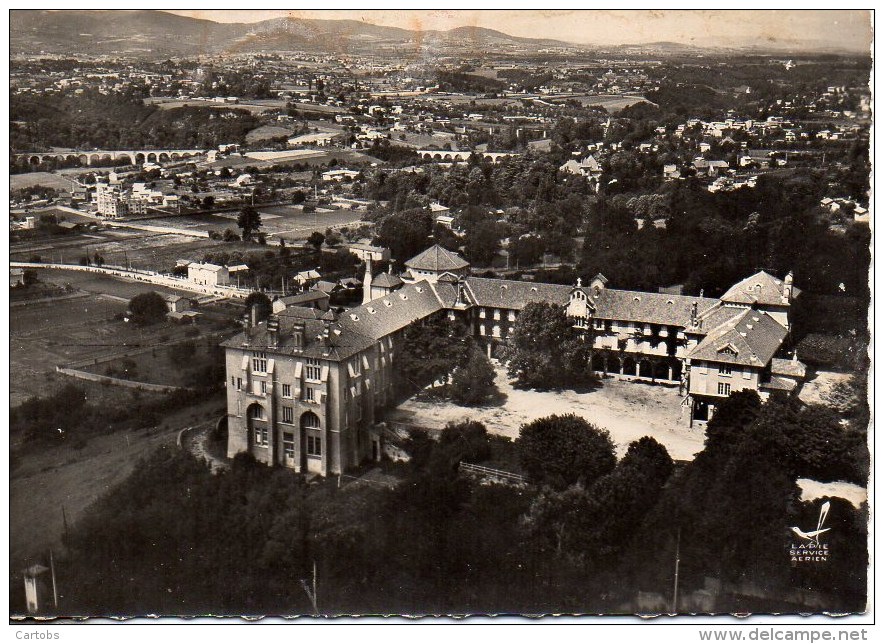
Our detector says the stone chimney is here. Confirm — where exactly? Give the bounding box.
[267,315,279,348]
[690,301,699,328]
[362,257,373,304]
[782,271,793,304]
[320,323,331,357]
[250,303,259,329]
[292,321,305,351]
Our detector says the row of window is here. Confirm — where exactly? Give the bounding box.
[251,352,323,382]
[478,325,514,338]
[263,430,322,457]
[232,378,320,402]
[478,308,517,322]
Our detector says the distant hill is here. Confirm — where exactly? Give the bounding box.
[10,10,575,57]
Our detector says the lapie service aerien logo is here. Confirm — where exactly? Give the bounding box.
[789,501,831,564]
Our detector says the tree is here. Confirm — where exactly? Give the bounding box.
[516,414,616,489]
[237,206,262,241]
[503,302,591,390]
[374,209,433,263]
[128,292,168,326]
[464,219,503,266]
[307,231,326,250]
[449,347,497,406]
[324,228,343,247]
[291,190,307,205]
[243,292,272,324]
[397,317,471,393]
[202,195,215,210]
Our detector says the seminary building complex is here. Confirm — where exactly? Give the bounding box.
[222,244,805,476]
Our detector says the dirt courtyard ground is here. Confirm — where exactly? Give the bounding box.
[389,364,705,461]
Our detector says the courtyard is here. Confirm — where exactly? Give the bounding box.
[388,364,706,461]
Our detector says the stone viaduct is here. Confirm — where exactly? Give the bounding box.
[15,149,206,167]
[415,150,519,163]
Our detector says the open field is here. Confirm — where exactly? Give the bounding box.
[80,335,223,389]
[11,229,232,272]
[34,268,198,300]
[141,206,367,241]
[254,204,367,240]
[10,294,135,405]
[289,101,346,115]
[145,97,288,114]
[563,94,652,110]
[245,125,296,143]
[9,272,236,405]
[389,364,704,461]
[10,172,75,191]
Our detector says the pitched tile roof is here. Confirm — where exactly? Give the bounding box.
[589,288,721,328]
[278,307,326,321]
[338,280,444,341]
[371,272,403,289]
[720,271,792,306]
[686,309,787,367]
[404,244,469,272]
[770,357,807,379]
[275,290,329,306]
[760,376,800,392]
[464,277,572,310]
[220,316,374,361]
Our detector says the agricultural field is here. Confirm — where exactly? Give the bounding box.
[563,93,653,110]
[10,294,130,406]
[9,171,74,192]
[80,333,225,389]
[245,125,296,143]
[145,97,288,114]
[252,204,368,241]
[16,230,230,272]
[10,277,238,405]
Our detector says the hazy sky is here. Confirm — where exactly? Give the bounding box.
[167,9,872,51]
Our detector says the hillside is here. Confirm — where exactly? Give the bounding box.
[10,10,575,58]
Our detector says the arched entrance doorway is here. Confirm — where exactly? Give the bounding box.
[246,403,267,449]
[300,411,322,473]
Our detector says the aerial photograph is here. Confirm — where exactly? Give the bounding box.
[6,7,873,625]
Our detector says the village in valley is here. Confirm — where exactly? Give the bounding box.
[7,9,872,619]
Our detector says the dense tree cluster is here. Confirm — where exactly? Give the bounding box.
[35,384,869,617]
[622,390,867,612]
[10,91,260,154]
[11,385,218,446]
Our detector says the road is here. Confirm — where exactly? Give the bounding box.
[179,422,229,474]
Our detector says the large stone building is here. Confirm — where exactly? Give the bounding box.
[222,245,803,475]
[95,181,148,218]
